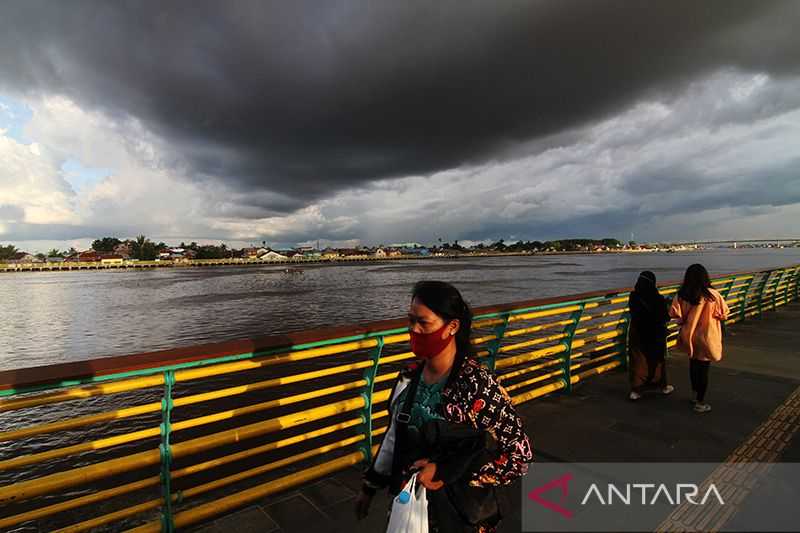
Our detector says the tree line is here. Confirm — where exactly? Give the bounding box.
[0,244,78,261]
[438,238,623,252]
[84,236,163,261]
[2,236,627,262]
[92,236,233,260]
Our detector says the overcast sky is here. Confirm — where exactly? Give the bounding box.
[1,1,799,251]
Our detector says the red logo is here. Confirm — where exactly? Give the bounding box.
[527,473,573,519]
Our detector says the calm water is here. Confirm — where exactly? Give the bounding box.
[2,248,799,371]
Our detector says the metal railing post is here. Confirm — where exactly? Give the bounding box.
[740,275,755,323]
[720,278,735,326]
[159,370,176,533]
[486,314,510,373]
[357,336,384,464]
[794,267,800,303]
[619,306,631,371]
[782,267,795,306]
[560,303,586,394]
[772,269,786,311]
[755,271,770,318]
[779,268,790,307]
[721,278,735,300]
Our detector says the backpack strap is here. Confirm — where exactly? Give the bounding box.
[390,362,424,492]
[396,362,423,429]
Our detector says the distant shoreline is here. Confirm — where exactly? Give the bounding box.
[0,248,717,274]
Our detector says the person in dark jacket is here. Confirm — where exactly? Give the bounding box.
[627,271,674,400]
[355,281,533,532]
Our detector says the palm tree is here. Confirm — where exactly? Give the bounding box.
[132,235,148,259]
[0,244,19,260]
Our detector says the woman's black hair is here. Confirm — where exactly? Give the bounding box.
[411,280,474,363]
[634,271,658,295]
[677,263,713,305]
[633,270,664,308]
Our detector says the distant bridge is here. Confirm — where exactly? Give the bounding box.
[665,238,800,246]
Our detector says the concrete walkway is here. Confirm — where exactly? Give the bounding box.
[193,303,800,533]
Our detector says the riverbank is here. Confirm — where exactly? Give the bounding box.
[0,247,702,274]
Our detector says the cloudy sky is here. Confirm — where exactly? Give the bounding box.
[0,1,798,252]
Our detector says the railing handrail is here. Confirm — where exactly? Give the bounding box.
[1,262,796,393]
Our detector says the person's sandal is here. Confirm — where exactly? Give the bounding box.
[662,385,675,395]
[694,403,712,413]
[629,391,641,401]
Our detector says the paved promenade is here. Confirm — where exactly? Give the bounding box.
[194,303,800,533]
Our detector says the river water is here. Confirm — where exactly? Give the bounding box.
[3,248,799,371]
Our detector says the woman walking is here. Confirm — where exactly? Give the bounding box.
[669,264,730,413]
[355,281,533,532]
[627,271,673,400]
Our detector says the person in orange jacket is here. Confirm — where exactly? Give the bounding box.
[669,264,730,413]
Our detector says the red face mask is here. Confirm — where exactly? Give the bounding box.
[409,322,454,360]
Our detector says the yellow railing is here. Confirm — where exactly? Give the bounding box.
[0,264,797,531]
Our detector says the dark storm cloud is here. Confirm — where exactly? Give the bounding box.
[460,157,800,243]
[0,1,798,214]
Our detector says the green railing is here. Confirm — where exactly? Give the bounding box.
[0,264,797,531]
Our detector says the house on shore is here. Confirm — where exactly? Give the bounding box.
[403,247,430,257]
[259,250,289,261]
[339,248,370,259]
[241,247,271,259]
[6,252,35,264]
[65,250,101,262]
[100,255,125,265]
[389,243,429,257]
[114,242,133,258]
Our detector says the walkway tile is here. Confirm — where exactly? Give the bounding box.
[262,493,333,533]
[300,478,355,509]
[214,506,278,533]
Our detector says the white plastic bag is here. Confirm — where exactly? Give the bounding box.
[386,473,429,533]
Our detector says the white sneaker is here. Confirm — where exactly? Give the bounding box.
[662,385,675,395]
[694,403,712,413]
[629,391,642,401]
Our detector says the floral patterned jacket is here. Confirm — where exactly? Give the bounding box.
[363,357,533,494]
